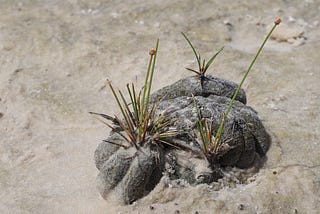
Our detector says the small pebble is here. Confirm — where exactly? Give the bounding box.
[0,113,3,118]
[194,211,199,214]
[174,210,180,214]
[288,16,296,23]
[238,203,245,210]
[14,68,23,73]
[149,205,155,210]
[273,171,277,175]
[223,19,231,25]
[224,36,232,42]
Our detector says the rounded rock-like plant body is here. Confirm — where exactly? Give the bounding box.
[96,142,165,204]
[94,75,270,204]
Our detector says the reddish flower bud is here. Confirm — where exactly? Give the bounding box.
[274,18,281,25]
[149,49,156,55]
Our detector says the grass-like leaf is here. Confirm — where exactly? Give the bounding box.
[192,95,214,157]
[181,32,201,71]
[91,39,178,149]
[182,32,223,76]
[204,47,224,72]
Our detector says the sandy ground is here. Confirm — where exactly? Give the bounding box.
[0,0,319,213]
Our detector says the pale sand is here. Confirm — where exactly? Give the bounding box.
[0,0,319,213]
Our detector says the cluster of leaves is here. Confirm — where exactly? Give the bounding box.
[192,95,214,157]
[91,39,177,149]
[181,32,223,80]
[184,19,281,162]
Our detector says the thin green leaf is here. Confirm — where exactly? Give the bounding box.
[89,112,117,124]
[193,95,206,148]
[114,115,137,147]
[127,84,139,124]
[202,59,206,73]
[108,81,134,135]
[157,139,181,150]
[181,32,201,71]
[185,67,201,75]
[118,89,135,132]
[91,115,131,143]
[103,140,129,149]
[136,88,142,117]
[157,132,177,138]
[198,54,202,72]
[141,110,151,143]
[204,46,224,72]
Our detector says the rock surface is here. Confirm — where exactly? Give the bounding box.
[95,75,270,204]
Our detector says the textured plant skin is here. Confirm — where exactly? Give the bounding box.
[95,75,270,204]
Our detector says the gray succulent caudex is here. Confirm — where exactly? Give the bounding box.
[150,75,270,168]
[92,19,281,204]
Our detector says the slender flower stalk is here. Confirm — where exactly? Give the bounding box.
[212,18,281,152]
